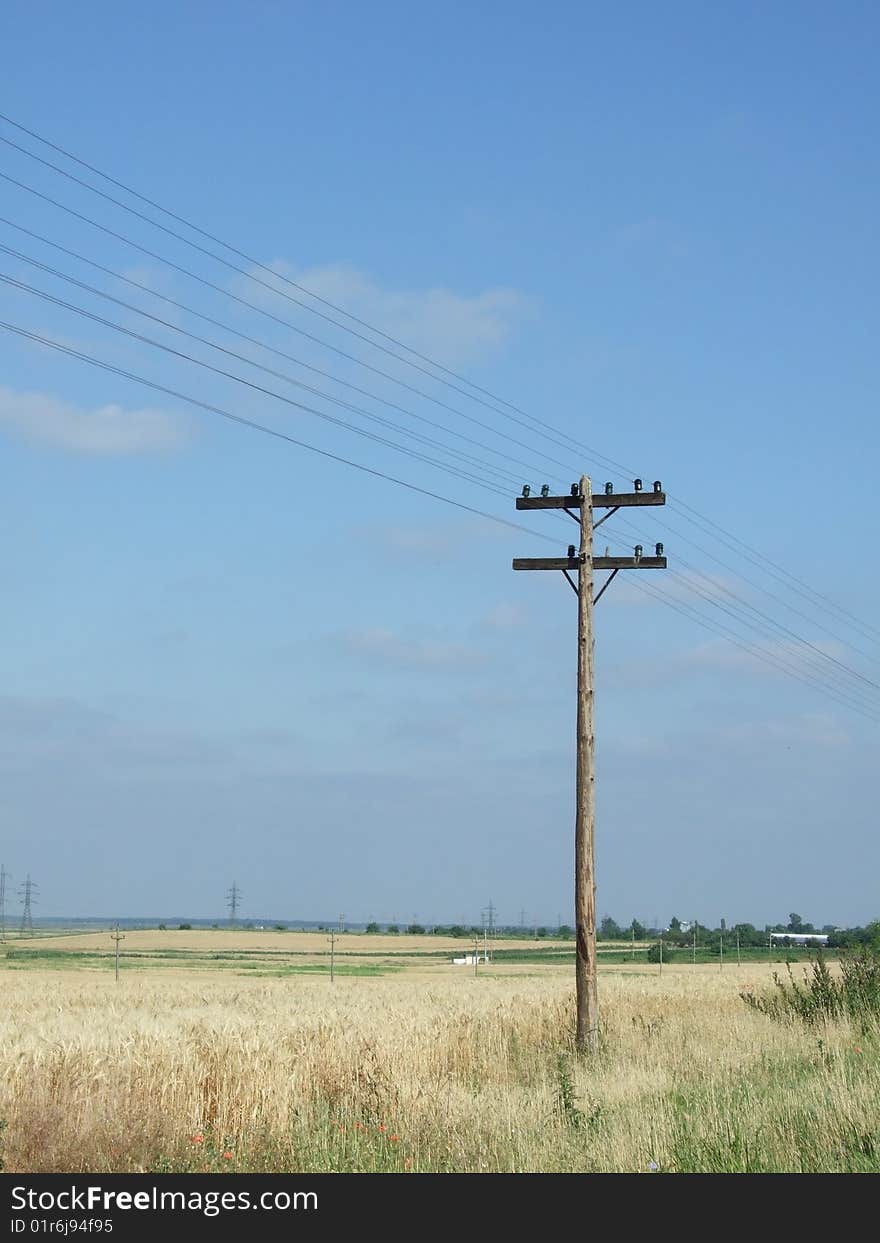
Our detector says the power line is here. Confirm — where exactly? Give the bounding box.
[0,270,518,499]
[596,526,880,720]
[0,217,565,488]
[0,317,557,545]
[0,161,585,478]
[0,239,526,492]
[0,110,557,415]
[3,310,876,720]
[1,112,877,653]
[7,225,877,715]
[605,513,880,698]
[7,262,878,719]
[608,506,880,667]
[623,574,880,726]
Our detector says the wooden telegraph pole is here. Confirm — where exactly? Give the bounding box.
[514,475,667,1052]
[111,923,125,983]
[328,930,337,983]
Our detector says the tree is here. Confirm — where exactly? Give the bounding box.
[407,923,426,935]
[787,913,804,932]
[557,924,573,939]
[365,922,380,935]
[387,924,399,935]
[630,919,646,940]
[599,916,623,940]
[647,942,673,963]
[668,916,682,933]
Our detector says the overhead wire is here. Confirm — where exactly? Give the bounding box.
[1,112,876,654]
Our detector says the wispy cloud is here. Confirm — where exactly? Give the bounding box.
[339,627,486,671]
[480,602,528,630]
[243,261,533,367]
[0,386,187,455]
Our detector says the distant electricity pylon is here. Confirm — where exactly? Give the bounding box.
[481,900,496,962]
[19,874,37,937]
[0,864,9,941]
[226,881,242,928]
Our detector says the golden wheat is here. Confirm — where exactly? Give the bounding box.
[0,964,875,1172]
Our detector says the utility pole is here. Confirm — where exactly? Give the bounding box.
[111,923,125,982]
[473,936,479,978]
[226,881,241,928]
[514,475,667,1053]
[0,864,9,941]
[19,874,37,937]
[339,913,345,933]
[328,929,337,982]
[481,900,496,962]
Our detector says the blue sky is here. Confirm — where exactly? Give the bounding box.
[1,1,878,927]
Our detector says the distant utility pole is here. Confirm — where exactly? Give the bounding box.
[519,908,526,930]
[226,881,242,928]
[111,924,125,983]
[19,874,37,937]
[328,929,337,982]
[481,900,496,961]
[473,936,479,978]
[514,475,667,1052]
[339,913,345,933]
[0,864,9,941]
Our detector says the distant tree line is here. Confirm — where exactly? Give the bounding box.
[596,912,880,952]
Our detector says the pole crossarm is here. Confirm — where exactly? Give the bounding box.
[516,489,665,510]
[512,555,666,571]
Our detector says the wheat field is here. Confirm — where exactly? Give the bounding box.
[1,962,876,1173]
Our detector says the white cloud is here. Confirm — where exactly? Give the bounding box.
[683,635,849,677]
[0,386,186,455]
[340,627,486,671]
[481,602,528,630]
[248,261,532,367]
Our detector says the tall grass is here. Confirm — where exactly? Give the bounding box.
[0,966,876,1173]
[741,948,880,1029]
